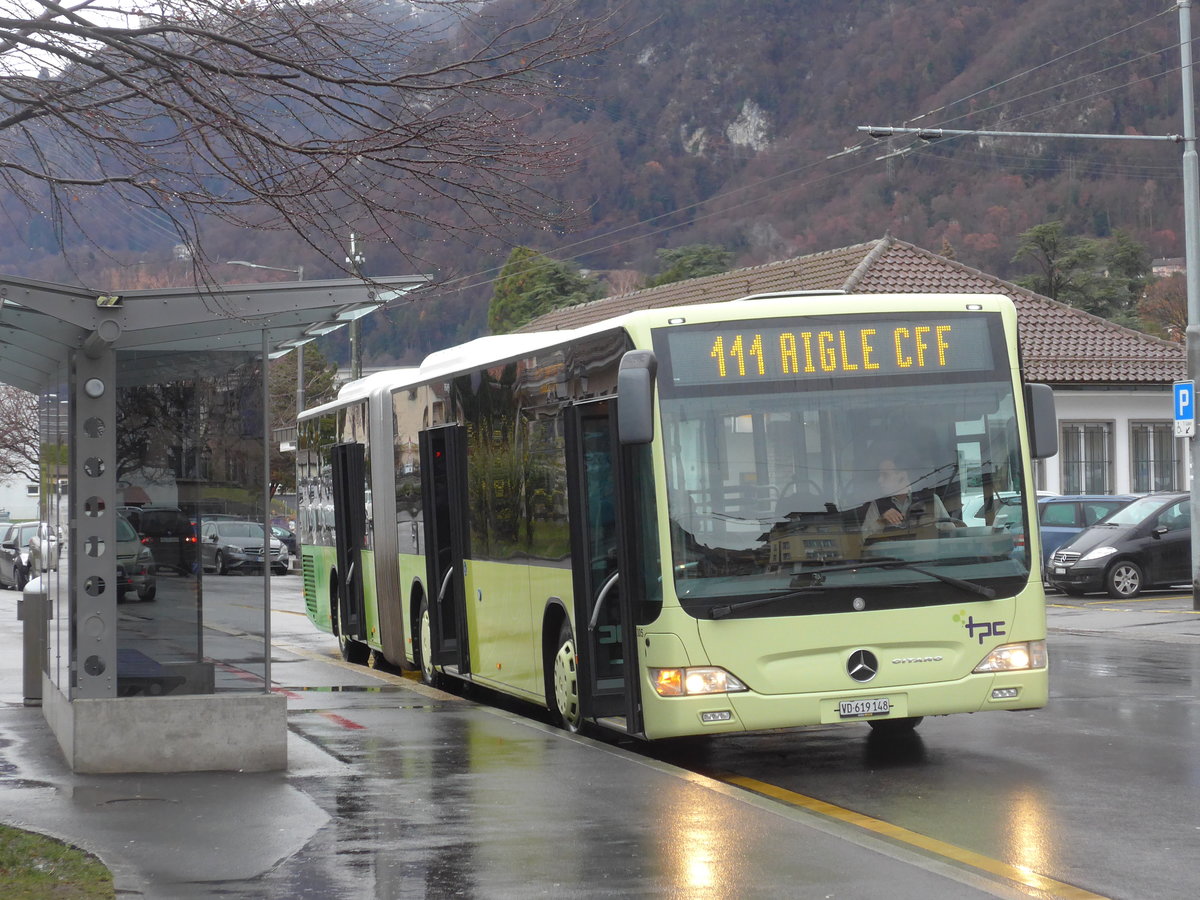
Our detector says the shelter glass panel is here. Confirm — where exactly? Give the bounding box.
[108,347,271,698]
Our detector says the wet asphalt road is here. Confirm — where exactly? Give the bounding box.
[259,578,1200,900]
[4,571,1197,898]
[644,626,1200,899]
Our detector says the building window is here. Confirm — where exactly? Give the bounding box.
[1130,421,1181,492]
[1060,422,1112,494]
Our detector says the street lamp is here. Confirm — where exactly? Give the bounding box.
[225,260,304,281]
[225,259,306,414]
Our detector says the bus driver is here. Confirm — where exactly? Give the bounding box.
[861,457,953,538]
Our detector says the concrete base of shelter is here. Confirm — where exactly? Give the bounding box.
[41,674,287,774]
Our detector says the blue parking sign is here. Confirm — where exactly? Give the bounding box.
[1175,381,1195,437]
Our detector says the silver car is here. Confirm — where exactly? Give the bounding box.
[116,513,157,601]
[27,522,62,574]
[200,519,287,575]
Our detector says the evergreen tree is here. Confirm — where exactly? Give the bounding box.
[1012,223,1148,322]
[488,247,602,334]
[646,245,734,288]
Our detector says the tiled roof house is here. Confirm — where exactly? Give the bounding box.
[523,236,1187,494]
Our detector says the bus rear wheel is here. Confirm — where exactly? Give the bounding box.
[417,597,445,689]
[334,596,369,665]
[550,619,583,733]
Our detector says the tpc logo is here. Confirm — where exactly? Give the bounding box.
[953,609,1007,645]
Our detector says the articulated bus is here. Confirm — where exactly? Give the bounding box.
[297,292,1057,740]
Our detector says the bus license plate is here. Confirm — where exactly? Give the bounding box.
[838,698,890,719]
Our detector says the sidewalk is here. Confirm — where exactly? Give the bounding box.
[0,586,1164,899]
[1046,589,1200,643]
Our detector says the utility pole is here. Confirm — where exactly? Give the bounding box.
[1179,0,1200,608]
[346,233,366,381]
[859,1,1200,609]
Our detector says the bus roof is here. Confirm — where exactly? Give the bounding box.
[299,367,421,420]
[300,291,1015,419]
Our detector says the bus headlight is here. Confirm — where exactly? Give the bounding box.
[650,667,748,697]
[973,640,1047,673]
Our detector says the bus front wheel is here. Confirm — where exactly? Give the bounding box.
[551,619,583,733]
[867,716,923,736]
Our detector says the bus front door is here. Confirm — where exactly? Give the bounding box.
[331,442,367,642]
[566,399,643,734]
[419,426,469,675]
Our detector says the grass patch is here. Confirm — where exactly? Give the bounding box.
[0,823,113,899]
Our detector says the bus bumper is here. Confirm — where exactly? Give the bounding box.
[638,668,1049,740]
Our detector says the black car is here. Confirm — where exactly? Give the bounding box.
[1046,492,1190,599]
[118,506,198,575]
[1035,493,1137,569]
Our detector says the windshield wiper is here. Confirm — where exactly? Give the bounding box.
[863,557,996,599]
[709,587,825,619]
[788,557,994,596]
[707,557,998,619]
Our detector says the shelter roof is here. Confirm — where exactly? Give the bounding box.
[0,274,427,394]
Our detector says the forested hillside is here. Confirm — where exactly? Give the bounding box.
[2,0,1187,365]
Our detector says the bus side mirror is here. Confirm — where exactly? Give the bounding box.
[1026,383,1058,460]
[618,350,657,445]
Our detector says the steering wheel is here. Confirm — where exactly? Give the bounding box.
[778,478,822,500]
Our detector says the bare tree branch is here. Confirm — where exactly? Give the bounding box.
[0,385,40,484]
[0,0,622,279]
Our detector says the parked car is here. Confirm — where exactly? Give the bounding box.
[200,519,288,575]
[115,512,157,602]
[1047,492,1190,599]
[118,506,197,575]
[27,522,62,574]
[0,521,38,590]
[1035,494,1137,569]
[271,525,298,563]
[959,491,1054,527]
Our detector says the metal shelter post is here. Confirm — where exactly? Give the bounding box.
[72,323,120,699]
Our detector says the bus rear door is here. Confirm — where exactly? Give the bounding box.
[331,442,367,642]
[566,399,643,735]
[419,425,470,675]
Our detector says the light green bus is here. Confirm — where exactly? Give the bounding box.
[298,292,1056,740]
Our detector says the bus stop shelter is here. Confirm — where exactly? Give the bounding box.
[0,272,424,773]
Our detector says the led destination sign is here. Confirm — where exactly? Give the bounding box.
[661,315,997,387]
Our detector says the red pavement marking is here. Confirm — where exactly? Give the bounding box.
[216,663,367,729]
[319,712,366,730]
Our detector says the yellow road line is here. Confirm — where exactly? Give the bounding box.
[719,772,1109,900]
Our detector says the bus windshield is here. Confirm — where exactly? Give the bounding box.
[656,315,1031,618]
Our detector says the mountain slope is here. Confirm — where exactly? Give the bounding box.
[2,0,1186,365]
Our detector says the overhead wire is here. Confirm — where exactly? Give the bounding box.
[906,5,1175,130]
[868,6,1183,164]
[11,5,1182,304]
[421,6,1186,301]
